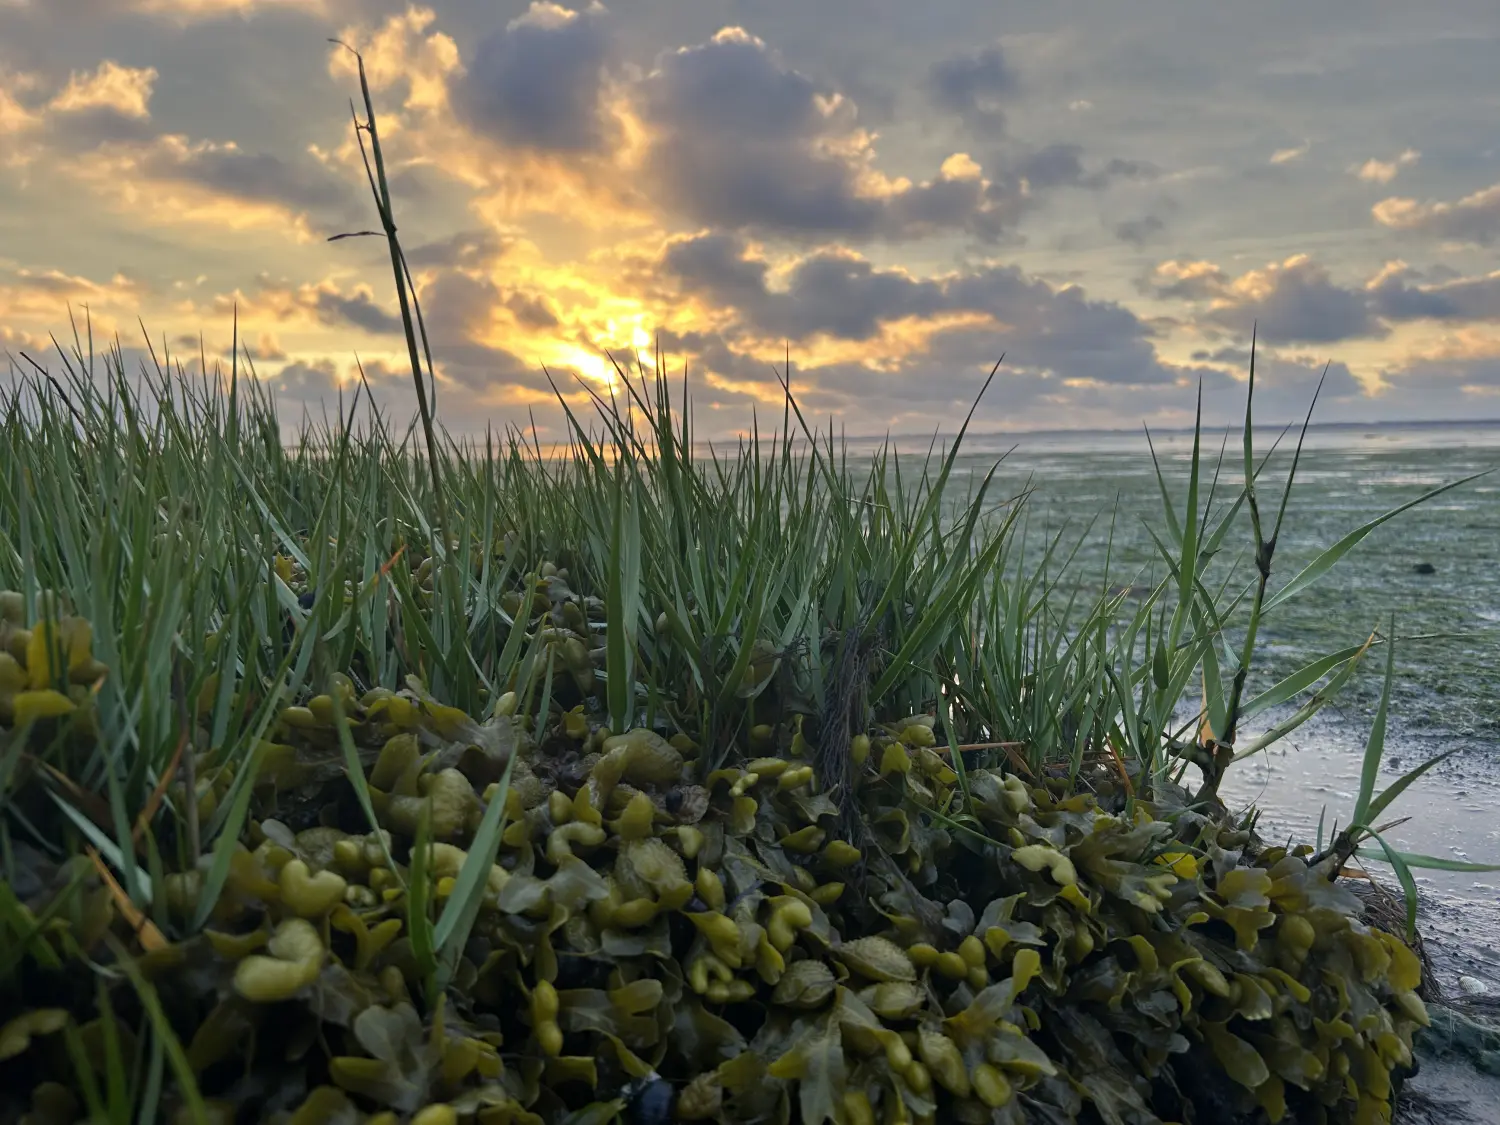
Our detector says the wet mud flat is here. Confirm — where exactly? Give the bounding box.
[1221,709,1500,1121]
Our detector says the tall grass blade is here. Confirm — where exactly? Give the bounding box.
[1364,830,1420,943]
[434,750,515,989]
[1351,615,1395,828]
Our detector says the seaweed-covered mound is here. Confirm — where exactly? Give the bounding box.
[0,601,1427,1125]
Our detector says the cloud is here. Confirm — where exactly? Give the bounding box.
[1364,330,1500,416]
[328,5,462,114]
[327,7,650,233]
[49,61,156,119]
[657,232,1198,390]
[139,138,351,213]
[1140,259,1230,302]
[1269,141,1310,165]
[404,228,514,269]
[1350,148,1419,184]
[0,0,330,26]
[0,264,145,307]
[1146,254,1500,353]
[0,53,357,234]
[0,59,161,151]
[1366,262,1500,323]
[251,331,287,361]
[325,11,1152,247]
[1372,181,1500,245]
[450,1,616,153]
[262,357,421,416]
[0,69,42,137]
[927,44,1016,133]
[1144,255,1382,344]
[9,0,1499,437]
[209,277,404,336]
[0,266,149,342]
[1188,347,1367,409]
[1206,255,1384,343]
[1113,214,1166,245]
[45,131,359,239]
[636,28,1029,242]
[1016,143,1155,191]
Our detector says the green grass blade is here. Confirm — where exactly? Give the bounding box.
[605,473,642,732]
[106,936,208,1124]
[1239,643,1374,723]
[1351,616,1395,828]
[1364,830,1420,943]
[1355,847,1500,873]
[1365,748,1460,827]
[1231,633,1374,762]
[433,748,515,989]
[408,797,438,998]
[329,687,400,877]
[190,738,269,931]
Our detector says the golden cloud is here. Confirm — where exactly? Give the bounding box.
[0,268,147,343]
[323,7,655,235]
[1398,324,1500,364]
[328,5,460,114]
[1372,182,1500,243]
[0,68,42,137]
[1350,149,1419,185]
[749,311,996,373]
[49,61,157,119]
[68,136,323,239]
[1269,141,1310,165]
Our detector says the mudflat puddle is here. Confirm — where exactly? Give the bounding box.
[1220,708,1500,993]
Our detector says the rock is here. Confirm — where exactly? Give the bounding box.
[1413,562,1437,575]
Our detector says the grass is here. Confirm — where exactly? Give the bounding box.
[1,45,1497,1119]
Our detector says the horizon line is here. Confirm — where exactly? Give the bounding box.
[697,416,1500,445]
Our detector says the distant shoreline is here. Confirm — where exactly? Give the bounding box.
[846,417,1500,445]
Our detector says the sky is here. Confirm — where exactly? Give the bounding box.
[3,0,1500,439]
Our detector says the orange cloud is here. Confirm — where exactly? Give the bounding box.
[49,61,157,118]
[328,5,460,114]
[0,68,42,137]
[1373,181,1500,244]
[323,6,655,236]
[66,135,334,239]
[1399,325,1500,364]
[0,268,147,342]
[1269,141,1310,164]
[1350,149,1419,185]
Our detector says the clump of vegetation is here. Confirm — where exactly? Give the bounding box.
[0,47,1493,1125]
